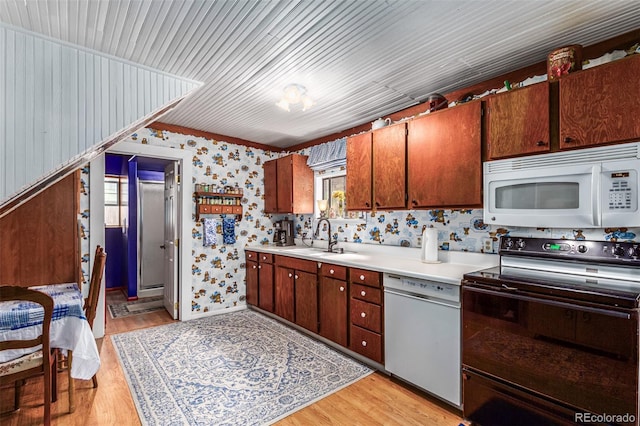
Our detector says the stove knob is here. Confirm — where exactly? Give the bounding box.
[613,246,625,257]
[629,247,640,258]
[504,239,513,248]
[577,244,588,253]
[515,239,526,249]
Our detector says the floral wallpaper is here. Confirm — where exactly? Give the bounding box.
[78,126,639,317]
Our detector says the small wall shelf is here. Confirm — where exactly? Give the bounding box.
[195,189,243,221]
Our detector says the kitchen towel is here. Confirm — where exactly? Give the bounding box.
[203,218,218,246]
[223,217,236,244]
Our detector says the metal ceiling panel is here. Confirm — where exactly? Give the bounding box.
[1,0,639,148]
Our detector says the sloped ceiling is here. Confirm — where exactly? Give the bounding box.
[1,1,639,148]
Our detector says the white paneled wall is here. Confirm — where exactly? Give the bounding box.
[0,23,201,203]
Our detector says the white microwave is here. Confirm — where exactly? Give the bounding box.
[484,143,640,228]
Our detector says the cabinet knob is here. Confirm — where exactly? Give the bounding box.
[360,312,366,318]
[365,202,370,207]
[359,274,365,281]
[360,290,366,297]
[294,274,299,280]
[411,199,418,205]
[252,265,257,269]
[288,273,293,278]
[262,256,267,260]
[329,269,334,274]
[536,140,547,146]
[564,136,574,144]
[258,265,261,269]
[375,202,380,207]
[361,340,367,347]
[339,286,345,292]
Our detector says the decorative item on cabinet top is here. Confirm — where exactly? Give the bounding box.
[195,183,243,221]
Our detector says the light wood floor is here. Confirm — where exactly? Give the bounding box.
[1,290,465,425]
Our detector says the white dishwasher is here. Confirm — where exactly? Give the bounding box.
[384,273,461,407]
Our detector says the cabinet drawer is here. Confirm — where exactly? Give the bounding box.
[276,255,317,274]
[351,283,382,304]
[350,325,383,364]
[198,204,212,214]
[258,253,273,264]
[350,268,381,288]
[350,299,382,333]
[245,250,258,261]
[320,263,347,280]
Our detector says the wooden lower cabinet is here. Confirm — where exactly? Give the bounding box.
[246,258,259,306]
[295,270,319,333]
[275,266,296,322]
[349,268,384,364]
[350,324,383,364]
[319,264,349,347]
[258,262,274,312]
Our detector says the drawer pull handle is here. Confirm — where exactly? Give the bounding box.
[339,286,345,292]
[361,340,367,347]
[359,274,365,280]
[360,290,366,297]
[330,269,334,274]
[288,273,292,278]
[360,312,366,318]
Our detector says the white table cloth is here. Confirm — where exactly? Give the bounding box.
[0,283,100,380]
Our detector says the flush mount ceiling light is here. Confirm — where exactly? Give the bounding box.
[276,83,314,112]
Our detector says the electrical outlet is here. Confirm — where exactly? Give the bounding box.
[482,238,494,253]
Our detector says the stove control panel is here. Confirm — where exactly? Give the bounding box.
[499,237,640,264]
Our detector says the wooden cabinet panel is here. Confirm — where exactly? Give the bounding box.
[407,101,482,208]
[319,276,348,347]
[0,172,79,286]
[560,54,640,149]
[351,283,382,305]
[350,325,383,364]
[373,123,406,210]
[275,266,295,322]
[486,83,551,159]
[346,132,373,210]
[246,260,258,306]
[258,262,274,312]
[258,253,273,263]
[295,270,319,333]
[276,255,317,274]
[350,299,382,333]
[263,159,277,213]
[264,154,313,214]
[349,268,381,288]
[319,263,347,281]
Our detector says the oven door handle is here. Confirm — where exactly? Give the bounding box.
[464,285,631,319]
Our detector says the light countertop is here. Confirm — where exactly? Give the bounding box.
[245,240,498,285]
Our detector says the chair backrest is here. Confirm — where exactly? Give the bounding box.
[85,246,107,329]
[0,286,54,356]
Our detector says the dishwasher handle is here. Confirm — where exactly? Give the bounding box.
[384,288,460,309]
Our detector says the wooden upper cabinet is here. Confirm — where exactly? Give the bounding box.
[407,101,482,208]
[263,154,313,214]
[486,82,551,159]
[346,132,373,210]
[372,122,407,210]
[559,54,640,149]
[263,159,277,213]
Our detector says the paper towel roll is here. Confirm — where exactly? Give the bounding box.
[421,227,440,264]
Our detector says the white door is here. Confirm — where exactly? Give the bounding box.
[139,181,165,291]
[164,162,179,319]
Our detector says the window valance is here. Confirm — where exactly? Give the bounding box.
[306,138,347,171]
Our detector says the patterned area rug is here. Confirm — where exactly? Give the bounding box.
[112,310,373,425]
[108,296,165,319]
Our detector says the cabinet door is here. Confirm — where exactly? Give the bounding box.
[258,262,274,312]
[263,159,278,213]
[486,83,551,159]
[560,54,640,149]
[346,133,373,210]
[373,123,406,210]
[291,154,314,214]
[246,260,259,306]
[319,276,348,346]
[275,266,295,322]
[276,156,293,213]
[294,270,318,333]
[407,101,482,208]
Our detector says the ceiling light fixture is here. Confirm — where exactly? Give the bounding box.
[276,83,314,112]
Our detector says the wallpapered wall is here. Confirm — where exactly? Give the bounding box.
[78,127,638,316]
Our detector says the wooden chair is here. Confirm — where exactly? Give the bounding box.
[0,286,56,426]
[83,245,107,388]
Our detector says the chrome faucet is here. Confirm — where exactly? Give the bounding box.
[314,218,337,252]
